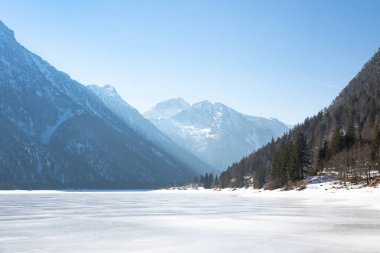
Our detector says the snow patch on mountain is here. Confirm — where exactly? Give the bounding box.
[41,110,74,144]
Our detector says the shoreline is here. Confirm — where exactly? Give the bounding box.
[1,180,379,211]
[159,179,380,210]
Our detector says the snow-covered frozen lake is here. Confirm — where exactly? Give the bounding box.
[0,190,379,253]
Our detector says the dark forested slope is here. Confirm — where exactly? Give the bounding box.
[215,49,380,189]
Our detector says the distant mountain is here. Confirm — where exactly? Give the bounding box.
[88,85,214,174]
[0,20,197,189]
[144,98,190,120]
[218,49,380,189]
[145,99,289,170]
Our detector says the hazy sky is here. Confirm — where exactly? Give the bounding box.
[0,0,379,124]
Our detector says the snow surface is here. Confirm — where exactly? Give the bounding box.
[0,188,379,253]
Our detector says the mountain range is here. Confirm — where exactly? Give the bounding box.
[0,20,203,189]
[145,99,289,170]
[87,85,213,174]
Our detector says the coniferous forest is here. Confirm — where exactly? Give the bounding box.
[195,49,380,190]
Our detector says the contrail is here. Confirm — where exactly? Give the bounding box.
[279,70,343,90]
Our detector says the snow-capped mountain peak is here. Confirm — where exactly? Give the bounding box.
[145,99,289,170]
[144,97,190,120]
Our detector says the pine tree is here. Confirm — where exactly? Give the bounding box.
[296,132,310,180]
[331,128,343,155]
[344,123,355,149]
[204,173,209,188]
[214,175,219,188]
[271,144,290,186]
[270,132,310,186]
[317,140,329,170]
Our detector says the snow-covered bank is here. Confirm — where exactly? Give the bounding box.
[161,177,380,211]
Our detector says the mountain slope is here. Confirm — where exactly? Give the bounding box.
[145,99,289,170]
[87,85,214,174]
[219,49,380,188]
[0,20,196,189]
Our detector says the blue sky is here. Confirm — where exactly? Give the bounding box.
[0,0,379,124]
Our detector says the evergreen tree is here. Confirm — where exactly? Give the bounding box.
[317,140,329,169]
[331,128,343,155]
[204,173,209,188]
[270,132,310,186]
[294,132,310,180]
[214,175,219,188]
[271,144,290,186]
[344,123,356,149]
